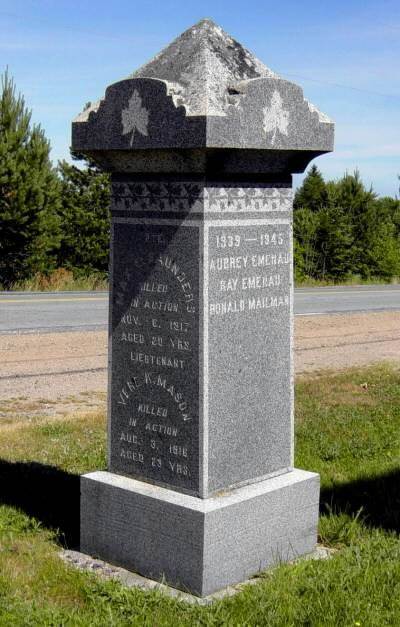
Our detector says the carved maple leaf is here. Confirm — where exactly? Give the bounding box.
[121,90,149,146]
[262,90,289,145]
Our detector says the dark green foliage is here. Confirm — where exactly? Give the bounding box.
[294,164,328,212]
[1,69,400,287]
[294,166,400,282]
[57,159,110,276]
[0,70,61,287]
[361,196,400,278]
[293,207,319,278]
[316,205,354,279]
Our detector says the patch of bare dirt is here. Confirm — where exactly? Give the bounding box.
[295,311,400,373]
[0,331,107,418]
[0,311,399,419]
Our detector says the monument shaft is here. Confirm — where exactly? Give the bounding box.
[109,177,293,497]
[75,18,334,596]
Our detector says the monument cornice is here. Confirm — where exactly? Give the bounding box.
[72,20,333,172]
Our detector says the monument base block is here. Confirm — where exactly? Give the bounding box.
[81,469,320,597]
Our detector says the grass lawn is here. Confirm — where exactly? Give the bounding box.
[3,270,399,292]
[295,276,400,288]
[2,268,108,292]
[0,363,399,625]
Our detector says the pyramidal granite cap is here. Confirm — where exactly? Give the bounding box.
[72,19,334,170]
[130,18,279,117]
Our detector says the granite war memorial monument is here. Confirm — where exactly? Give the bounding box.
[73,19,334,596]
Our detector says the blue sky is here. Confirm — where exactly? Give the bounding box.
[1,0,399,197]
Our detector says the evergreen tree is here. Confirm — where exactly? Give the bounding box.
[293,166,329,279]
[293,207,319,280]
[329,171,377,277]
[360,198,400,278]
[57,157,111,275]
[315,205,354,279]
[328,170,376,217]
[0,70,61,287]
[374,196,400,238]
[294,165,328,212]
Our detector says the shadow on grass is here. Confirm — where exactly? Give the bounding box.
[0,459,398,548]
[0,459,80,548]
[320,468,400,533]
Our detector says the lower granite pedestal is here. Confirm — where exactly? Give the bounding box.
[80,469,320,597]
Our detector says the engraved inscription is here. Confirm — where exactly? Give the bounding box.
[208,224,291,316]
[207,221,293,492]
[110,222,199,492]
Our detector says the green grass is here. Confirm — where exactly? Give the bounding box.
[2,268,108,292]
[4,269,400,292]
[295,274,400,287]
[0,364,399,625]
[296,364,400,537]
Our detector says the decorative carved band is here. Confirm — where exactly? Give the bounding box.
[112,182,293,213]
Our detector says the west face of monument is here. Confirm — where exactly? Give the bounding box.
[75,18,334,596]
[109,218,201,494]
[108,182,294,497]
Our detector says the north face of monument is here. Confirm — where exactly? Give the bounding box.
[75,19,334,597]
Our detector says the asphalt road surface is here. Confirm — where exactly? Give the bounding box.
[294,285,400,316]
[0,285,399,334]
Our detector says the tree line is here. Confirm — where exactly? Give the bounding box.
[1,71,399,288]
[294,166,400,282]
[0,72,110,288]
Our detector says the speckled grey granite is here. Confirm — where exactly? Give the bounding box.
[108,183,293,497]
[206,218,293,493]
[130,19,279,115]
[72,19,334,166]
[80,469,319,596]
[111,180,293,214]
[109,219,200,493]
[73,18,334,598]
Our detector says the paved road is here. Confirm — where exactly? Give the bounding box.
[294,285,400,316]
[0,292,108,334]
[0,286,399,333]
